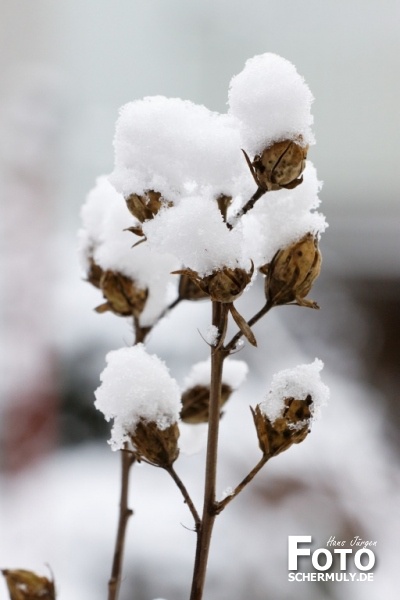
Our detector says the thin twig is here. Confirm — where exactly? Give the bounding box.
[214,454,269,514]
[227,186,267,229]
[166,465,201,529]
[108,447,135,600]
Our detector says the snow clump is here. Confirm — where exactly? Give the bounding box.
[260,359,329,424]
[94,345,181,450]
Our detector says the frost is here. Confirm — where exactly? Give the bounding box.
[78,176,180,326]
[228,52,315,156]
[260,359,329,423]
[221,487,234,500]
[94,345,181,450]
[110,96,249,202]
[143,194,250,276]
[183,358,248,390]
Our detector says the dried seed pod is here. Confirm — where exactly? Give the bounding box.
[129,419,180,467]
[263,233,321,309]
[248,139,308,191]
[95,270,148,317]
[2,569,56,600]
[174,265,253,303]
[251,395,313,458]
[180,383,232,424]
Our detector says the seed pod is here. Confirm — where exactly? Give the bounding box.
[95,270,148,317]
[129,419,180,467]
[251,395,312,458]
[180,383,232,424]
[250,139,308,191]
[263,233,321,309]
[174,264,253,303]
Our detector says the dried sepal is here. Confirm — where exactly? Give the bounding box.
[229,303,257,347]
[86,257,103,289]
[180,383,233,424]
[1,569,56,600]
[129,419,180,467]
[246,138,308,192]
[262,233,321,309]
[125,190,164,223]
[94,270,148,318]
[178,274,209,301]
[216,194,233,223]
[251,395,312,458]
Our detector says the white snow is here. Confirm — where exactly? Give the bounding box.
[110,96,249,202]
[228,52,315,156]
[204,325,219,346]
[94,345,181,450]
[142,194,250,276]
[260,359,329,423]
[239,161,328,268]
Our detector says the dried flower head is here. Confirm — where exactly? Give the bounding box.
[176,264,253,304]
[130,419,180,467]
[251,395,313,458]
[180,383,232,424]
[261,233,321,309]
[94,269,148,317]
[243,139,307,192]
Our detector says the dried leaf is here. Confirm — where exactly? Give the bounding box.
[229,303,257,347]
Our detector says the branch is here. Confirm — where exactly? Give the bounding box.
[224,302,272,354]
[166,465,201,530]
[214,454,269,514]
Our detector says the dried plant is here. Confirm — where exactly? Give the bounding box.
[0,52,330,600]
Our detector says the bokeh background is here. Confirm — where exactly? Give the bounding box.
[1,1,399,599]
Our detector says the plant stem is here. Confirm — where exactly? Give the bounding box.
[108,447,135,600]
[166,465,201,529]
[214,454,269,514]
[189,302,228,600]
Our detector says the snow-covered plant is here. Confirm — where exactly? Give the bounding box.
[79,52,329,600]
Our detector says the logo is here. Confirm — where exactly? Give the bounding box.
[288,535,377,582]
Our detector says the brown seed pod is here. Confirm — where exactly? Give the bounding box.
[129,419,180,467]
[251,395,312,458]
[180,383,232,424]
[262,233,321,309]
[173,265,253,303]
[95,270,148,317]
[246,139,308,191]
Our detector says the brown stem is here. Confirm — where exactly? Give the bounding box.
[214,454,269,515]
[189,302,228,600]
[224,301,272,354]
[227,186,267,229]
[108,447,135,600]
[166,465,201,529]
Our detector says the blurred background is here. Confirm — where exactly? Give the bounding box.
[0,1,399,599]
